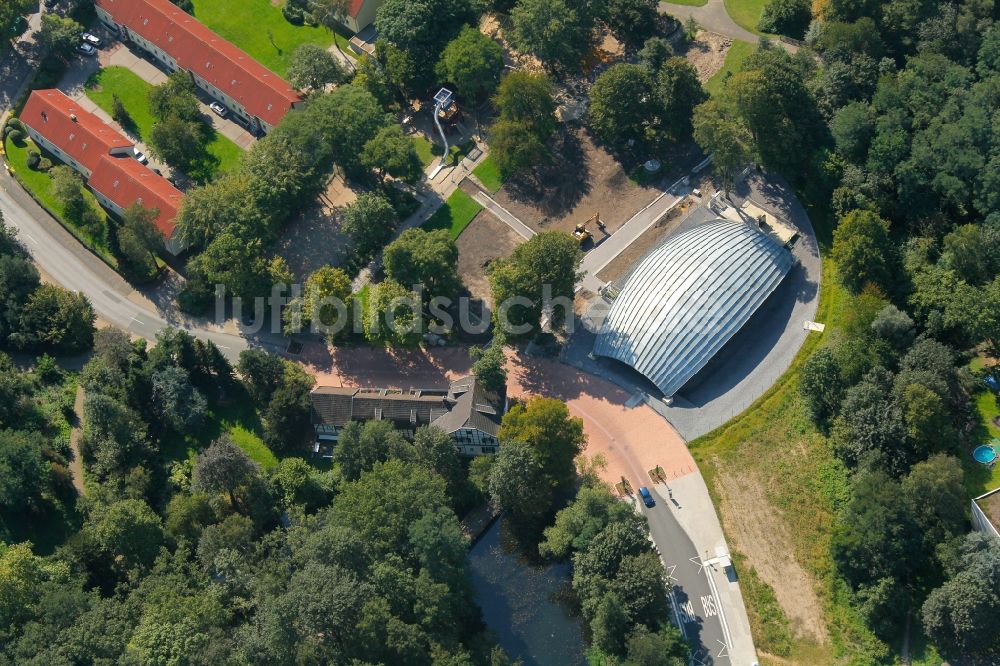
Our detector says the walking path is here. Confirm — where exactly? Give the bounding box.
[68,385,86,496]
[660,0,760,44]
[470,190,535,240]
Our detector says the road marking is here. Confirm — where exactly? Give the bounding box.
[23,233,37,244]
[715,640,729,659]
[701,594,718,617]
[665,564,677,582]
[129,315,145,326]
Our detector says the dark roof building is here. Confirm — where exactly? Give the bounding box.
[311,375,505,456]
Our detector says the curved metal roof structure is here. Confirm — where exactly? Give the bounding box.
[594,218,793,398]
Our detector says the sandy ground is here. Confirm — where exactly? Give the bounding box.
[505,351,697,488]
[596,197,696,284]
[713,464,829,644]
[678,30,734,82]
[273,177,355,281]
[456,212,524,302]
[490,127,662,236]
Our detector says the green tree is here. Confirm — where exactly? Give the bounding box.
[287,42,349,92]
[470,337,507,395]
[332,419,412,481]
[50,166,104,233]
[798,346,844,427]
[757,0,812,38]
[341,191,398,261]
[692,98,753,193]
[289,265,353,337]
[148,115,207,173]
[656,57,707,142]
[487,440,551,525]
[499,397,585,491]
[0,430,47,511]
[509,0,595,72]
[412,426,468,506]
[831,101,874,164]
[82,392,151,480]
[185,231,270,302]
[0,0,33,44]
[624,623,688,665]
[360,124,423,183]
[383,227,461,300]
[494,71,557,138]
[589,64,659,153]
[362,279,420,345]
[192,435,261,507]
[151,366,207,433]
[488,119,550,178]
[262,369,315,454]
[488,231,582,335]
[307,84,390,176]
[85,499,165,571]
[174,175,264,251]
[435,26,504,102]
[237,350,286,405]
[164,492,217,542]
[38,13,83,59]
[831,209,893,293]
[540,482,648,560]
[117,204,163,279]
[592,592,631,655]
[14,283,95,354]
[638,37,674,72]
[148,71,200,122]
[600,0,659,47]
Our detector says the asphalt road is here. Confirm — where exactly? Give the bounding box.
[0,166,289,360]
[639,485,731,665]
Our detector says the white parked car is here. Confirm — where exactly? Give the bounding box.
[75,43,97,57]
[133,146,148,164]
[208,102,228,118]
[82,33,102,47]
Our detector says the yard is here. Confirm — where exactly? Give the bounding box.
[3,136,117,267]
[85,66,243,182]
[423,189,483,239]
[705,39,754,96]
[471,154,503,193]
[189,0,334,76]
[413,135,476,169]
[456,211,523,302]
[724,0,769,35]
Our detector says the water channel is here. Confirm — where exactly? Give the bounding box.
[468,517,587,666]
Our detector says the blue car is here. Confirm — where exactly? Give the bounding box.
[639,486,655,508]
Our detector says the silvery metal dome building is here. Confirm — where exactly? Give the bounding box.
[593,218,794,400]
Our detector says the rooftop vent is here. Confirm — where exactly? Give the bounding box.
[69,114,77,122]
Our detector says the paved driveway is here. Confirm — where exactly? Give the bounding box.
[660,0,760,43]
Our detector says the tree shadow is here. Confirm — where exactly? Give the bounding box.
[503,126,591,218]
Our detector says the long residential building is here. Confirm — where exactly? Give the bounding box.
[94,0,303,134]
[311,375,506,456]
[20,89,184,254]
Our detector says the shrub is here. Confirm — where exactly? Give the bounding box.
[26,150,41,169]
[282,3,304,25]
[38,158,53,171]
[7,129,25,145]
[757,0,812,39]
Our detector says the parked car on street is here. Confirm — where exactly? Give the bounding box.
[208,102,227,118]
[75,43,97,57]
[133,147,148,164]
[82,33,102,47]
[639,486,655,508]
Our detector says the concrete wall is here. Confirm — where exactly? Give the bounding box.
[972,490,1000,540]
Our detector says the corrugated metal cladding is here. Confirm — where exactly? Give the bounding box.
[593,218,793,397]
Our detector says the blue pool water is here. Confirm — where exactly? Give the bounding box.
[973,445,997,464]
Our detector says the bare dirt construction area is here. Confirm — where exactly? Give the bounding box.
[596,197,696,284]
[712,464,829,648]
[274,176,356,281]
[677,30,733,82]
[491,126,663,236]
[456,212,524,302]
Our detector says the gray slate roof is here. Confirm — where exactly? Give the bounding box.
[593,218,793,397]
[311,376,504,436]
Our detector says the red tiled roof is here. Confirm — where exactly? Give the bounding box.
[95,0,302,127]
[89,155,182,239]
[350,0,365,17]
[20,89,133,173]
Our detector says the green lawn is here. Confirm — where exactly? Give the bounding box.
[472,155,504,193]
[705,40,755,96]
[3,136,117,266]
[423,189,482,239]
[724,0,769,35]
[189,0,334,76]
[413,135,476,169]
[160,387,279,470]
[85,66,242,182]
[962,389,1000,496]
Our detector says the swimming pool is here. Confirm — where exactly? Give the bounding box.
[973,444,998,465]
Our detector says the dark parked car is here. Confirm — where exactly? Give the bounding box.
[639,486,655,508]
